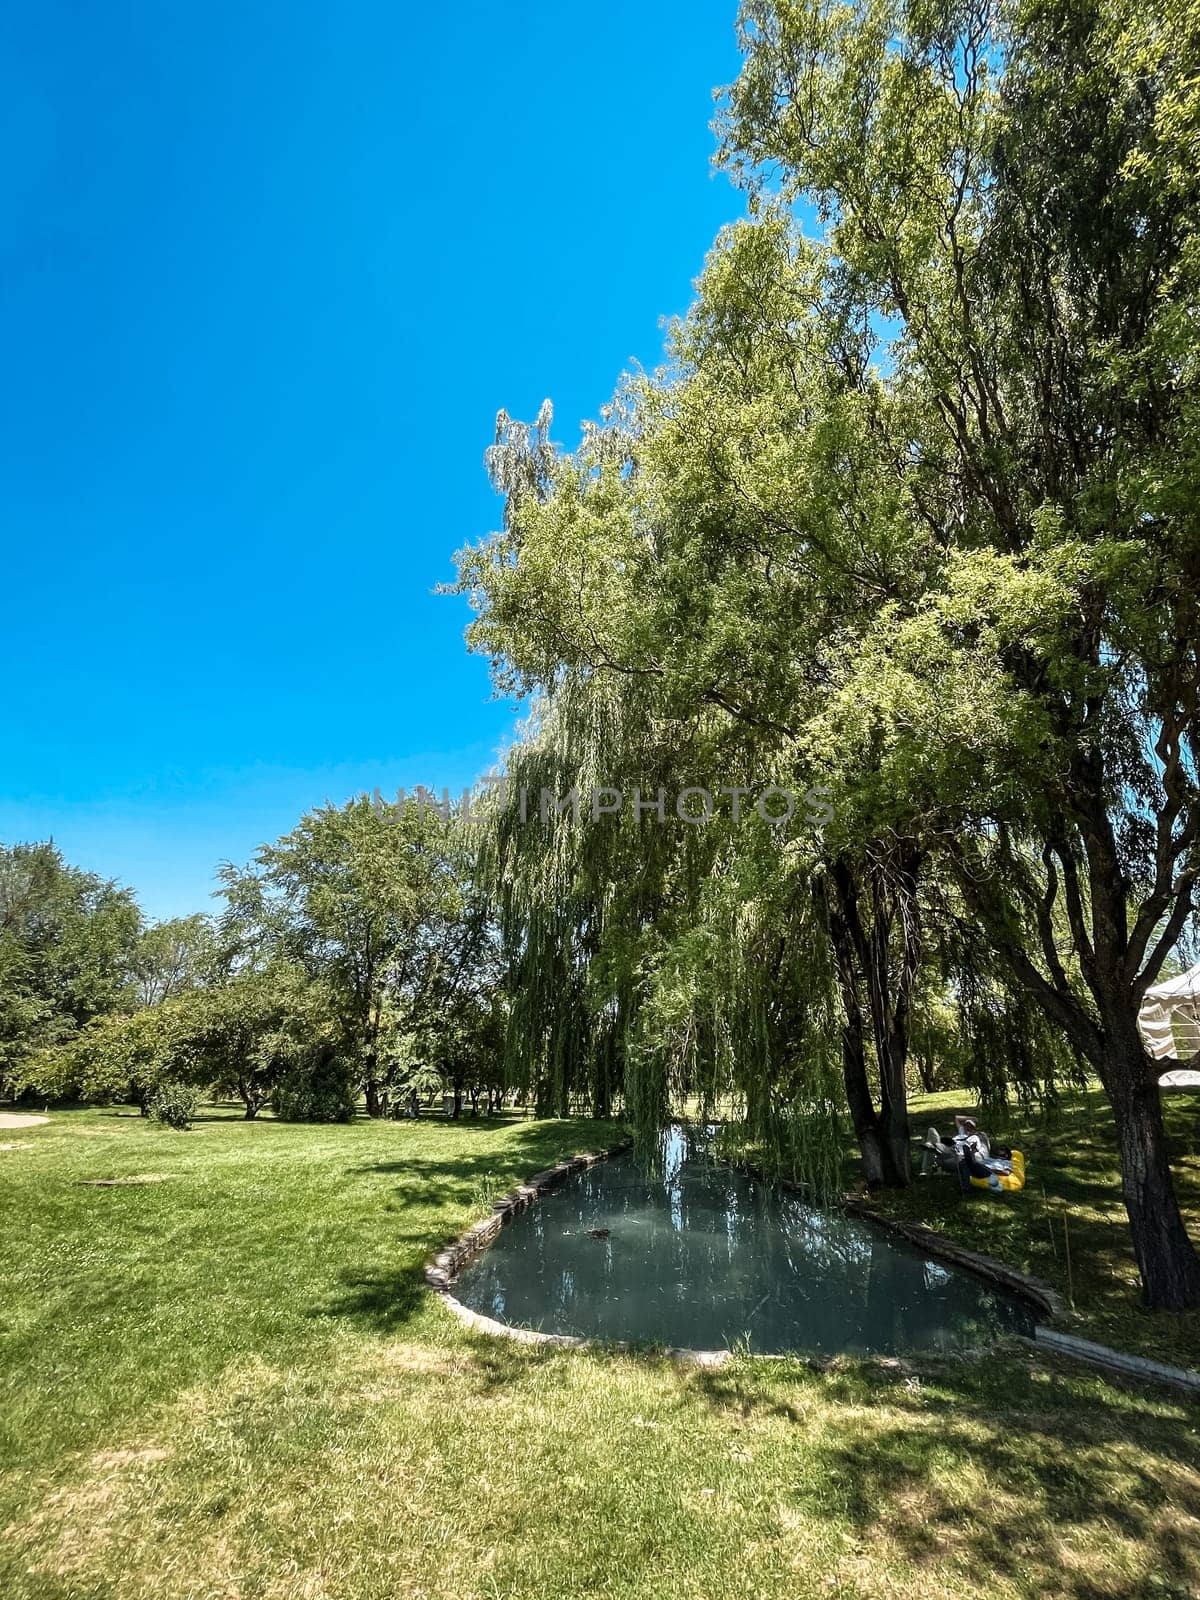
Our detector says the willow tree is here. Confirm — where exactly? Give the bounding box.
[456,0,1200,1302]
[478,673,667,1120]
[455,217,944,1186]
[474,663,847,1184]
[719,0,1200,1305]
[466,401,849,1150]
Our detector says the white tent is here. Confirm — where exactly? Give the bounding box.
[1138,962,1200,1079]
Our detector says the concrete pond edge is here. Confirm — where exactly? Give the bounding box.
[729,1158,1067,1320]
[832,1186,1200,1394]
[423,1137,634,1301]
[424,1135,1200,1393]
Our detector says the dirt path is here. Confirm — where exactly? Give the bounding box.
[0,1113,50,1130]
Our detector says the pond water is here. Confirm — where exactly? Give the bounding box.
[452,1127,1036,1356]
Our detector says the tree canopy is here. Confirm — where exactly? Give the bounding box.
[452,0,1200,1307]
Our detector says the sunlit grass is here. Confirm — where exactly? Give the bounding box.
[1,1104,1198,1600]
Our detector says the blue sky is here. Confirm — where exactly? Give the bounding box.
[1,1,747,920]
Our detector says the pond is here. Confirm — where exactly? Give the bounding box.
[452,1127,1037,1356]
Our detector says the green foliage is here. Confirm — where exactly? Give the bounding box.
[131,914,219,1007]
[220,796,501,1116]
[167,963,330,1119]
[271,1044,357,1123]
[146,1079,199,1130]
[450,0,1200,1301]
[19,963,343,1123]
[22,1002,182,1110]
[0,841,140,1097]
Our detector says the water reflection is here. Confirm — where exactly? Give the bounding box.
[452,1126,1036,1355]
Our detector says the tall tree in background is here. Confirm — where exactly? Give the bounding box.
[220,796,492,1116]
[0,841,140,1096]
[131,914,219,1008]
[168,963,335,1120]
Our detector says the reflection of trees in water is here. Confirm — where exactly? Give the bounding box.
[453,1140,1034,1352]
[552,1265,577,1323]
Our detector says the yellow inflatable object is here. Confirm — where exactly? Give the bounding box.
[968,1149,1025,1193]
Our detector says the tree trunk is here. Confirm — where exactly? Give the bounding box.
[833,946,905,1187]
[874,1024,912,1187]
[878,1091,911,1188]
[860,846,920,1188]
[1102,1020,1200,1310]
[948,830,1200,1308]
[917,1048,937,1095]
[364,1074,382,1119]
[842,1028,888,1188]
[824,861,912,1188]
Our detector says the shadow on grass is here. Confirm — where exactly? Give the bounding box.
[345,1119,626,1203]
[880,1086,1200,1367]
[316,1119,627,1332]
[689,1353,1200,1600]
[317,1265,427,1329]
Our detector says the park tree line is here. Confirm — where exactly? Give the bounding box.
[0,803,509,1125]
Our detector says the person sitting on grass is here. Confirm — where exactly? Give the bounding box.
[922,1118,1013,1187]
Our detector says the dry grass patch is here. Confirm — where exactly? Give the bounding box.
[89,1447,170,1468]
[78,1174,174,1186]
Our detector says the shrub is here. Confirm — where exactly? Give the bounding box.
[271,1045,356,1123]
[147,1080,199,1130]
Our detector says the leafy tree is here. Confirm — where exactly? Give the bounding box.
[716,0,1200,1306]
[0,984,54,1101]
[0,842,140,1097]
[423,981,507,1118]
[453,0,1200,1305]
[168,964,331,1119]
[131,914,219,1008]
[27,962,341,1120]
[27,1002,183,1110]
[220,797,491,1116]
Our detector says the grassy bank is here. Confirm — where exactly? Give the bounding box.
[862,1087,1200,1370]
[1,1104,1198,1600]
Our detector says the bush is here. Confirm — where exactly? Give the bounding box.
[147,1080,199,1130]
[271,1045,356,1123]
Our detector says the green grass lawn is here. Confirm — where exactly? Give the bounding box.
[2,1104,1199,1600]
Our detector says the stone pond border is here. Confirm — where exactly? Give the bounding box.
[731,1158,1066,1320]
[425,1135,739,1365]
[423,1135,1200,1392]
[842,1199,1067,1318]
[423,1137,634,1302]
